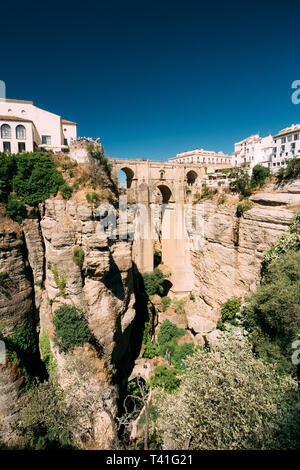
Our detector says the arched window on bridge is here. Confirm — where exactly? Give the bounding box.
[117,167,134,189]
[186,170,198,186]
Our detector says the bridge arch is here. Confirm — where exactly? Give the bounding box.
[186,170,198,186]
[118,166,135,188]
[151,183,174,204]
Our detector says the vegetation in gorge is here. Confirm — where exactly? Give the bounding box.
[244,250,300,374]
[21,352,112,450]
[150,366,180,393]
[5,323,41,389]
[161,296,171,312]
[39,329,57,376]
[0,270,8,286]
[142,268,165,296]
[261,211,300,274]
[22,378,75,449]
[50,266,67,298]
[142,319,195,392]
[157,319,185,348]
[236,199,254,217]
[217,296,242,329]
[72,246,84,268]
[53,305,92,353]
[156,333,300,450]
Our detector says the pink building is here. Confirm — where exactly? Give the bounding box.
[0,98,77,154]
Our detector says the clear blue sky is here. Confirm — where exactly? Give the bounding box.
[2,0,300,160]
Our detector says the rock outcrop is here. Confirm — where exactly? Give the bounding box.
[190,199,295,331]
[0,198,139,449]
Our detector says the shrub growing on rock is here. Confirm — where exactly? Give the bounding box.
[157,320,185,347]
[53,305,92,353]
[236,199,254,217]
[161,296,171,312]
[72,247,84,268]
[149,365,180,393]
[142,268,165,296]
[156,333,300,450]
[244,250,300,374]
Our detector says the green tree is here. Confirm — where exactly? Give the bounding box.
[157,320,185,347]
[244,250,300,373]
[12,153,65,206]
[250,164,270,188]
[229,168,251,197]
[5,195,26,223]
[53,305,92,353]
[142,268,165,296]
[23,378,75,449]
[156,333,300,450]
[150,365,180,393]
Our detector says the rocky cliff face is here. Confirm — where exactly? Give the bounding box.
[0,222,34,447]
[1,179,299,448]
[189,185,299,337]
[0,199,138,449]
[37,199,136,377]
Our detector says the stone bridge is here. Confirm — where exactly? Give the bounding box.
[111,158,206,201]
[110,158,230,297]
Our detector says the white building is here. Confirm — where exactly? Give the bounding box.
[0,98,77,154]
[168,148,232,166]
[233,134,273,170]
[271,124,300,171]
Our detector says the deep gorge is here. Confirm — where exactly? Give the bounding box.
[1,170,300,449]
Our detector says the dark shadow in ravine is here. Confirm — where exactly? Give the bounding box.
[102,250,125,301]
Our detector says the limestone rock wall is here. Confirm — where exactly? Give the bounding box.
[190,200,295,332]
[38,199,136,375]
[0,198,138,449]
[0,225,34,447]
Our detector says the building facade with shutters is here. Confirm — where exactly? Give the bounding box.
[271,124,300,170]
[0,98,77,154]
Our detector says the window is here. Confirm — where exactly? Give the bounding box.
[288,135,292,142]
[294,134,299,141]
[281,145,285,151]
[3,142,11,153]
[18,142,26,153]
[281,137,286,143]
[16,125,26,140]
[64,138,68,146]
[42,135,51,145]
[1,124,11,139]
